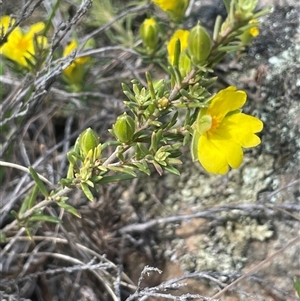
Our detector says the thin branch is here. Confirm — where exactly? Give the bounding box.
[4,235,136,289]
[0,161,55,187]
[4,252,119,301]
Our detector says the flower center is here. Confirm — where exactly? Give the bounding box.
[17,37,31,53]
[207,114,222,135]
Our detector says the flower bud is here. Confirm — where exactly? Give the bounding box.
[79,128,99,157]
[113,113,136,143]
[157,97,169,110]
[139,18,159,51]
[188,22,212,65]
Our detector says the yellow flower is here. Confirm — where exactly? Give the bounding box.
[63,39,90,86]
[0,15,16,36]
[152,0,189,22]
[167,29,191,77]
[239,19,259,45]
[191,86,263,174]
[167,29,189,64]
[0,16,47,68]
[249,19,259,37]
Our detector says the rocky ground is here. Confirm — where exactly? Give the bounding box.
[120,1,300,300]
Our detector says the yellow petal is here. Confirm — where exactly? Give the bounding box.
[152,0,174,11]
[64,39,78,57]
[217,113,263,147]
[198,133,243,174]
[36,36,48,49]
[26,22,45,38]
[0,15,15,33]
[208,86,247,117]
[167,29,189,64]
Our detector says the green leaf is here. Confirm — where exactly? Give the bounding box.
[25,227,33,240]
[183,133,191,146]
[294,277,300,297]
[80,182,95,201]
[19,184,39,216]
[43,0,62,35]
[173,65,183,86]
[0,231,6,243]
[146,72,156,100]
[132,161,151,176]
[153,161,163,176]
[57,202,81,218]
[222,0,231,13]
[163,112,178,130]
[11,210,19,220]
[135,142,150,160]
[164,164,180,176]
[29,214,61,224]
[29,166,49,197]
[148,120,162,127]
[97,174,135,184]
[191,130,201,162]
[122,83,136,102]
[173,38,181,68]
[150,131,158,153]
[59,178,74,187]
[213,15,223,41]
[109,166,137,177]
[167,158,182,165]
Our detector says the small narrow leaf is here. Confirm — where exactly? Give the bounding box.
[97,174,135,184]
[57,202,81,218]
[19,184,39,216]
[146,72,156,101]
[29,215,61,224]
[294,277,300,297]
[29,166,49,197]
[164,164,180,176]
[25,227,33,240]
[191,130,201,162]
[80,182,95,202]
[109,166,137,177]
[153,161,163,176]
[132,162,151,176]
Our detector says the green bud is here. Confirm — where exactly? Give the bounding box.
[139,18,159,51]
[179,51,192,77]
[188,22,212,65]
[112,113,136,143]
[79,128,99,157]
